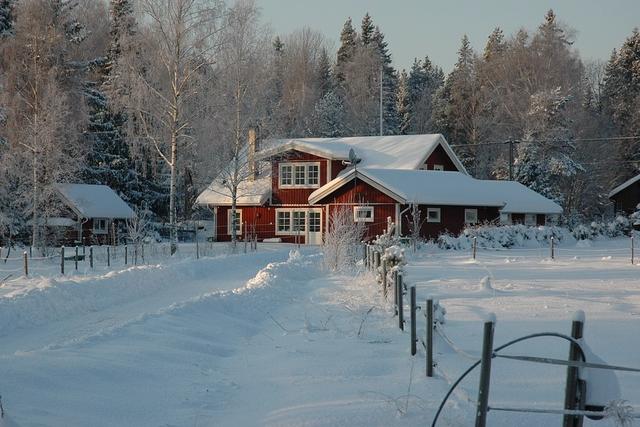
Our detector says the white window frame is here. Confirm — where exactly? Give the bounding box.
[427,207,441,223]
[433,164,444,171]
[500,212,511,225]
[524,213,537,226]
[275,209,307,235]
[464,208,478,224]
[93,218,108,234]
[353,206,374,223]
[227,209,242,235]
[278,162,321,189]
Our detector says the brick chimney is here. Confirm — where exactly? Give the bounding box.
[248,127,258,181]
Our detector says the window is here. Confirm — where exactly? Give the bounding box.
[308,212,321,232]
[464,209,478,224]
[292,211,306,232]
[279,164,293,186]
[500,213,511,225]
[278,162,321,188]
[427,208,441,223]
[433,164,444,171]
[353,206,374,222]
[93,218,108,234]
[524,214,537,226]
[277,211,291,233]
[227,209,242,235]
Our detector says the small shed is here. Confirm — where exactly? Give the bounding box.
[55,184,136,245]
[609,174,640,215]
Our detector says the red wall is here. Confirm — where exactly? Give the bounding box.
[271,151,330,205]
[216,206,308,244]
[423,144,459,171]
[401,205,500,239]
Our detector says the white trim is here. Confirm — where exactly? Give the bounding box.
[227,209,242,235]
[427,208,441,223]
[308,169,406,205]
[353,206,374,222]
[93,218,109,234]
[414,135,469,175]
[257,141,348,162]
[279,162,321,189]
[395,203,401,237]
[275,208,308,236]
[326,159,332,183]
[464,208,478,224]
[524,213,537,226]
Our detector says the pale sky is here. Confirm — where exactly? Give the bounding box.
[257,0,640,72]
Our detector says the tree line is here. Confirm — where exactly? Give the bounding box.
[0,1,639,249]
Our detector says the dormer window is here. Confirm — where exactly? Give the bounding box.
[279,162,321,188]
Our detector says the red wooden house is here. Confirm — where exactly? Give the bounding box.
[195,134,562,244]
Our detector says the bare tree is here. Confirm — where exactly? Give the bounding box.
[406,203,426,252]
[323,205,366,271]
[134,0,223,254]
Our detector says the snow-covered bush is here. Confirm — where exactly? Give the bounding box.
[437,223,569,250]
[323,206,366,271]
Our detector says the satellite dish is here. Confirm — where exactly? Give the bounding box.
[348,148,361,165]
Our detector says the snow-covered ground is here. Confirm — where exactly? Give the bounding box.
[0,239,638,426]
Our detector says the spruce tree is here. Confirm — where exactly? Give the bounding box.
[483,27,506,61]
[360,13,374,46]
[372,26,399,135]
[396,70,410,135]
[335,17,357,83]
[317,47,333,98]
[0,0,14,37]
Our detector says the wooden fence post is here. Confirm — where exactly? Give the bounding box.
[631,235,635,265]
[374,250,380,272]
[89,246,93,269]
[551,236,555,260]
[563,311,586,427]
[426,298,434,377]
[107,246,110,267]
[475,315,496,427]
[473,237,477,260]
[382,258,388,299]
[141,244,145,263]
[125,245,128,265]
[393,270,398,315]
[75,246,79,271]
[23,251,28,276]
[398,273,404,331]
[134,245,138,265]
[410,286,417,356]
[61,246,65,275]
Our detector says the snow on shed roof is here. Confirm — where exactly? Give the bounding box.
[609,174,640,198]
[56,184,135,219]
[258,134,468,173]
[309,169,563,215]
[195,176,271,206]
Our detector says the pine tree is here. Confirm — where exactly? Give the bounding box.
[317,47,333,98]
[483,27,506,61]
[407,56,444,133]
[0,0,14,37]
[335,17,356,83]
[360,13,374,46]
[396,70,410,135]
[309,91,347,137]
[372,26,399,135]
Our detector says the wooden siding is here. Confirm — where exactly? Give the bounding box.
[423,144,459,171]
[401,205,500,239]
[611,180,640,215]
[216,205,310,244]
[271,150,329,206]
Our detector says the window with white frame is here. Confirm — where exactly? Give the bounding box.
[93,218,108,234]
[227,209,242,235]
[464,208,478,224]
[524,213,537,226]
[276,210,308,234]
[500,212,511,224]
[427,208,441,223]
[433,164,444,171]
[353,206,374,222]
[279,162,321,188]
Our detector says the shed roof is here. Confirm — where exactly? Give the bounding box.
[56,184,135,219]
[609,174,640,198]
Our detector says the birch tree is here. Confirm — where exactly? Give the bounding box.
[134,0,223,254]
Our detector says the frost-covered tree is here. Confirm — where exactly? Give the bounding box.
[407,56,443,134]
[309,90,347,137]
[0,0,14,37]
[396,70,410,135]
[323,205,365,272]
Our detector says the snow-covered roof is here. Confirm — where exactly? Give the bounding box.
[195,176,272,206]
[258,134,468,173]
[56,184,135,219]
[309,169,563,215]
[609,174,640,198]
[26,217,77,227]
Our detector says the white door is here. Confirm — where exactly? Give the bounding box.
[307,210,322,245]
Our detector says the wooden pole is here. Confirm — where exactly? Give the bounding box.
[107,246,110,267]
[23,251,28,276]
[426,298,434,377]
[125,245,128,265]
[75,246,78,271]
[473,237,477,260]
[410,286,417,356]
[631,235,635,265]
[134,245,138,265]
[475,316,496,427]
[89,246,93,269]
[141,244,145,263]
[61,246,65,275]
[398,274,404,330]
[551,236,555,260]
[195,224,199,260]
[382,258,388,299]
[393,270,398,315]
[374,250,380,271]
[563,311,585,427]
